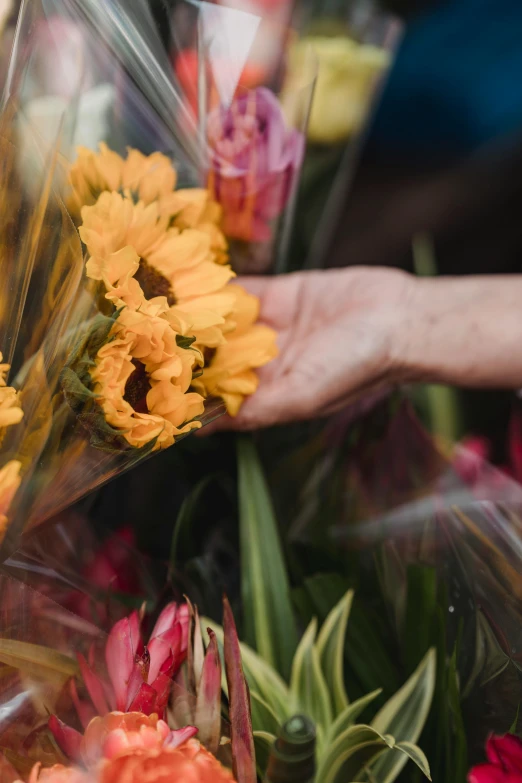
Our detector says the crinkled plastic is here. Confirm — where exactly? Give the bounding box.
[170,0,317,274]
[265,394,522,772]
[0,0,232,553]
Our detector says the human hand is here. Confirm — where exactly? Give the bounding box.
[205,266,416,431]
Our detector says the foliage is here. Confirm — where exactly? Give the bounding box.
[205,594,435,783]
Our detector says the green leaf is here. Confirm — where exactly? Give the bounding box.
[237,436,298,680]
[370,649,436,783]
[253,731,275,778]
[316,724,395,783]
[327,689,383,745]
[447,640,468,783]
[203,619,290,724]
[475,610,510,686]
[404,566,437,675]
[345,598,399,702]
[0,639,78,686]
[395,741,431,780]
[290,619,332,750]
[510,703,520,734]
[169,475,218,574]
[176,334,197,349]
[250,691,281,736]
[316,590,353,715]
[298,573,351,624]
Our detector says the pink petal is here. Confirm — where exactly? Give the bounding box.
[77,654,110,716]
[194,629,222,754]
[164,726,198,750]
[127,682,157,715]
[467,764,514,783]
[150,603,179,641]
[178,605,190,653]
[223,597,256,783]
[148,625,182,684]
[125,654,150,711]
[105,617,136,711]
[486,734,522,772]
[150,653,176,720]
[128,610,144,657]
[70,679,97,730]
[48,715,83,762]
[102,728,131,761]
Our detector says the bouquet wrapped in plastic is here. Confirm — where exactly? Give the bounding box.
[170,0,318,274]
[257,392,522,782]
[0,0,281,553]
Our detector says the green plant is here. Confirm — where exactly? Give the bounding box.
[205,592,435,783]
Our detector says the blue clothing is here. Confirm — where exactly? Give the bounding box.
[368,0,522,159]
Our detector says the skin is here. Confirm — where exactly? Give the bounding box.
[206,267,522,432]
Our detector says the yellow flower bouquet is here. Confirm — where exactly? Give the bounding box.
[0,0,277,548]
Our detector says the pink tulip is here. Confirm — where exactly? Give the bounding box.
[469,734,522,782]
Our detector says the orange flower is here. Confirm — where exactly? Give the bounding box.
[99,739,235,783]
[69,145,177,213]
[82,713,169,764]
[193,286,278,416]
[90,309,204,449]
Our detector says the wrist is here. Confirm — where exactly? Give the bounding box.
[392,274,522,389]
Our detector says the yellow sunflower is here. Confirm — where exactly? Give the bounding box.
[0,354,23,430]
[193,285,278,416]
[69,144,177,213]
[90,308,205,450]
[159,188,229,265]
[80,192,235,349]
[69,145,228,263]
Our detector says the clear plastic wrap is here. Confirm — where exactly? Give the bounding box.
[170,0,317,274]
[254,394,522,781]
[0,0,284,553]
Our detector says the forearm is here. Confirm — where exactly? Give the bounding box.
[396,275,522,389]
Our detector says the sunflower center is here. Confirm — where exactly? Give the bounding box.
[124,360,152,414]
[135,260,176,306]
[203,348,216,365]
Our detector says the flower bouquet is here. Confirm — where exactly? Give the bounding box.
[0,440,437,783]
[169,0,317,275]
[254,390,522,783]
[287,0,400,272]
[0,0,278,552]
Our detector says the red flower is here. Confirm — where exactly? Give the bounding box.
[469,734,522,782]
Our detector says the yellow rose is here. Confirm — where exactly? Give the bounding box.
[290,36,390,145]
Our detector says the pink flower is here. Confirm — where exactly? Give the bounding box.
[50,604,189,759]
[469,734,522,782]
[101,603,188,718]
[207,86,304,242]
